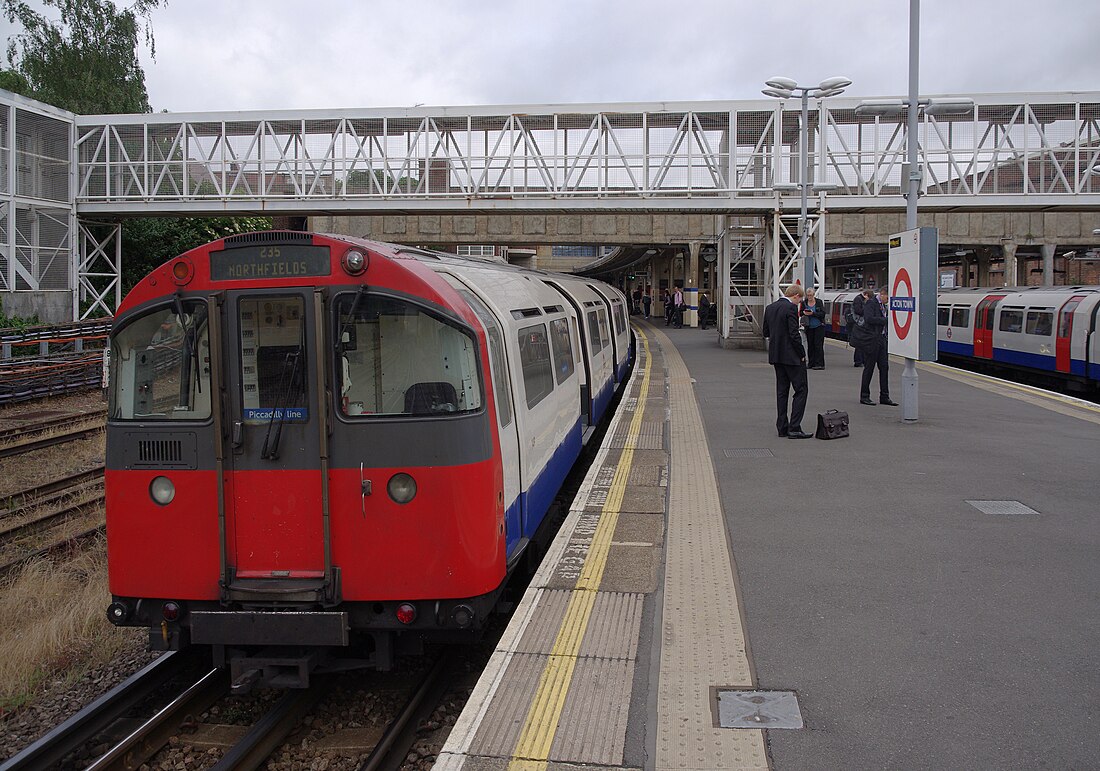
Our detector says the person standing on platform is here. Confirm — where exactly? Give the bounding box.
[848,290,867,367]
[642,288,652,319]
[800,288,826,368]
[856,287,898,406]
[698,292,711,330]
[762,284,812,439]
[663,289,673,326]
[672,285,685,328]
[631,287,641,315]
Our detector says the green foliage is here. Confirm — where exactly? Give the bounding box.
[345,169,421,194]
[0,306,41,331]
[119,216,273,291]
[3,0,163,114]
[0,68,31,96]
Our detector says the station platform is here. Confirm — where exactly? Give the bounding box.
[437,320,1100,770]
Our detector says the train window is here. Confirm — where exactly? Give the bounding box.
[335,293,482,417]
[998,309,1024,333]
[442,277,512,428]
[1059,300,1082,337]
[1025,310,1053,336]
[587,311,604,354]
[518,324,554,409]
[109,300,212,421]
[950,307,970,327]
[549,318,575,384]
[239,297,308,423]
[597,309,611,350]
[612,302,627,336]
[937,306,950,326]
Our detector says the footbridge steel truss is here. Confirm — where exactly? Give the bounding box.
[74,92,1100,214]
[1,90,1098,319]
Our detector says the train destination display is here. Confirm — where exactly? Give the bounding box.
[209,244,331,281]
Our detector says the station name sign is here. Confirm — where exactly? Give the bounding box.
[210,244,331,281]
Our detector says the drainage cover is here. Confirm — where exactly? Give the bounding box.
[723,448,775,459]
[717,689,803,729]
[966,500,1040,517]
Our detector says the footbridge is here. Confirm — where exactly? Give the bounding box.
[1,89,1098,327]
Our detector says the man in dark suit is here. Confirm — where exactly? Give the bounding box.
[859,287,899,406]
[762,284,812,438]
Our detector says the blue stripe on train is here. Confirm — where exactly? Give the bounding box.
[992,347,1057,371]
[591,379,614,425]
[938,340,974,356]
[519,418,583,541]
[504,496,523,558]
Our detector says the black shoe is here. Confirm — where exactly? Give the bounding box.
[853,362,862,367]
[778,430,788,437]
[860,398,875,405]
[880,398,899,406]
[787,431,813,439]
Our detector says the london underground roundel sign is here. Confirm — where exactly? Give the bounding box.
[890,268,916,341]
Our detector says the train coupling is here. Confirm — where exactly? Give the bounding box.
[224,647,323,694]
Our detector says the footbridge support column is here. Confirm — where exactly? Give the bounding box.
[1041,243,1056,286]
[1002,241,1018,287]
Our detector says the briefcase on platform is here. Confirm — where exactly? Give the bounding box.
[815,410,849,440]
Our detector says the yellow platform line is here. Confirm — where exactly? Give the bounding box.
[508,330,653,769]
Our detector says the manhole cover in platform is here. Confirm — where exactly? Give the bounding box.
[966,500,1040,517]
[723,448,775,459]
[717,689,803,729]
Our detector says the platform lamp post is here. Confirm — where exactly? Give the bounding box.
[762,76,852,291]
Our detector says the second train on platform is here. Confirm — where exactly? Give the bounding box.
[820,286,1100,395]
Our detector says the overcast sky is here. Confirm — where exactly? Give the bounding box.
[6,0,1100,113]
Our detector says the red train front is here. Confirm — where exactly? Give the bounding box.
[104,232,506,688]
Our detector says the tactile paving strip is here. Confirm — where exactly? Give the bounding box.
[966,500,1041,517]
[609,421,664,449]
[654,329,768,770]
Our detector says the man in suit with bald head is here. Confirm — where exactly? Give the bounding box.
[762,284,812,439]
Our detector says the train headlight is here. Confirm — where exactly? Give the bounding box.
[342,249,368,276]
[149,476,176,506]
[387,473,417,504]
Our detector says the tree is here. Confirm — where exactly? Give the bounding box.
[0,68,31,97]
[3,0,162,114]
[120,216,273,292]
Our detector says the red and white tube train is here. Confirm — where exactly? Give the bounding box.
[820,286,1100,395]
[104,231,631,688]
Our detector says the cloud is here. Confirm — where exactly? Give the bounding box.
[6,0,1096,113]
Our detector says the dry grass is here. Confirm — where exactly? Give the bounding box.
[0,538,132,711]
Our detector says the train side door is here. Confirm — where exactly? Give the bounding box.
[222,289,327,583]
[439,275,523,558]
[1055,295,1085,373]
[973,295,1005,359]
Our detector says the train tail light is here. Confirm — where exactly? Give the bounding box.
[162,601,182,621]
[396,603,417,625]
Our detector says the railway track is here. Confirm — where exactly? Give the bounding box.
[0,651,453,771]
[0,523,105,582]
[0,466,105,516]
[0,651,203,771]
[0,417,106,459]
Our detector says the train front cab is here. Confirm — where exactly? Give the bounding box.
[105,235,514,686]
